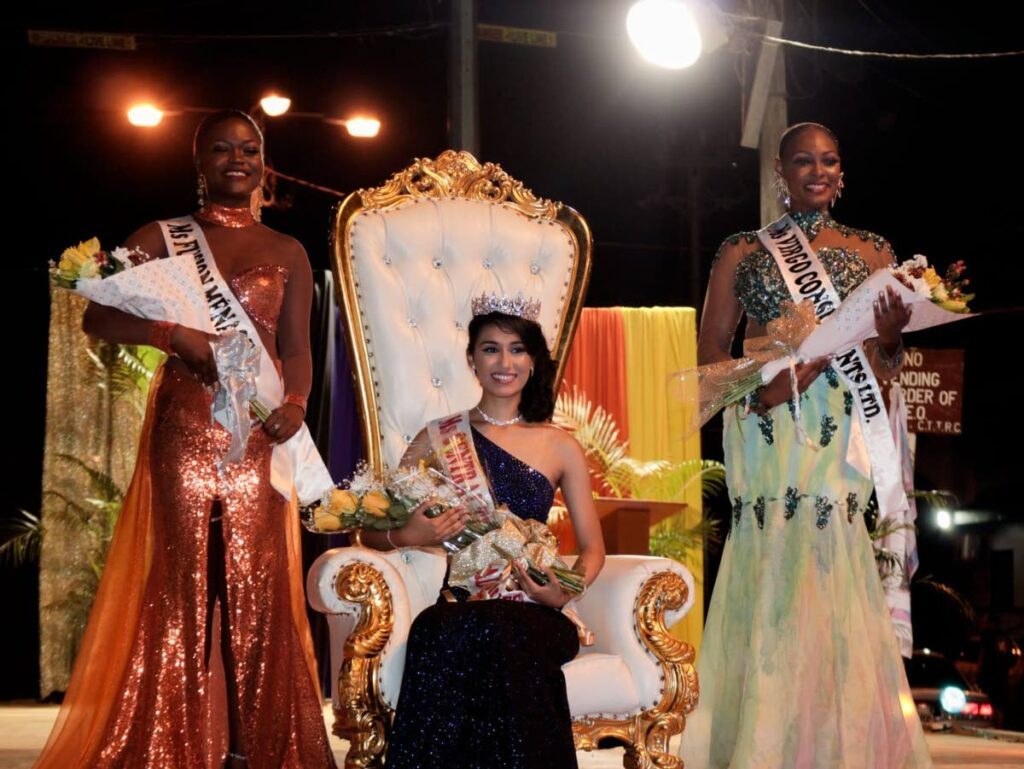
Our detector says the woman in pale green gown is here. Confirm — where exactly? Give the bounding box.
[680,123,933,769]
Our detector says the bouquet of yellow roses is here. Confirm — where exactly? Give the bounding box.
[300,460,500,552]
[50,237,153,288]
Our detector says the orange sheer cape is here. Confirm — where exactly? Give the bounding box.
[33,367,322,768]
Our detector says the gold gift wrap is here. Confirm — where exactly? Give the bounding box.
[448,509,569,591]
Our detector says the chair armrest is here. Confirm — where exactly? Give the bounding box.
[573,555,698,714]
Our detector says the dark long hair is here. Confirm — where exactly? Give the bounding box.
[467,312,556,423]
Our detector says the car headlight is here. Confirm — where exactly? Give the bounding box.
[939,686,967,715]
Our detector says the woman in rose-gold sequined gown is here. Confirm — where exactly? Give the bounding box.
[34,112,335,769]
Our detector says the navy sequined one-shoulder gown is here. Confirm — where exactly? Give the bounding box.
[385,427,580,769]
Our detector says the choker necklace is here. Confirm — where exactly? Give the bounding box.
[195,203,257,228]
[476,406,522,427]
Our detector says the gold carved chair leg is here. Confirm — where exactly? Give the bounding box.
[333,562,395,769]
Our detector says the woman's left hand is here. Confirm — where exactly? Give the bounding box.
[512,561,572,609]
[874,285,912,348]
[262,403,305,444]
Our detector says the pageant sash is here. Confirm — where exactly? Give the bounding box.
[425,411,500,515]
[158,217,333,505]
[758,215,908,518]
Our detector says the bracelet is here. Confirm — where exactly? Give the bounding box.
[149,321,177,354]
[877,338,905,370]
[283,393,308,415]
[386,528,401,551]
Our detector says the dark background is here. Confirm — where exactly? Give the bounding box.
[8,0,1022,712]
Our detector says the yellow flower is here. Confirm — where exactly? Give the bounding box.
[58,258,75,272]
[938,299,967,313]
[923,267,941,289]
[79,237,101,257]
[61,246,87,266]
[361,490,391,518]
[79,259,100,279]
[329,489,359,515]
[313,511,343,532]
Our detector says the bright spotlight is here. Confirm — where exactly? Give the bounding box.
[627,0,703,70]
[936,509,952,530]
[344,117,381,138]
[127,104,164,127]
[260,95,291,116]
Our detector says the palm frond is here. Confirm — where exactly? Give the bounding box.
[874,547,904,579]
[107,345,157,402]
[55,454,123,505]
[869,517,916,543]
[914,575,977,626]
[41,490,93,526]
[631,459,727,503]
[0,510,44,567]
[555,389,727,504]
[650,516,722,563]
[554,389,628,473]
[910,489,961,508]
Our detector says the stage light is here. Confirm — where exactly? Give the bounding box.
[260,95,291,117]
[935,509,952,530]
[127,104,163,127]
[627,0,702,70]
[344,117,381,138]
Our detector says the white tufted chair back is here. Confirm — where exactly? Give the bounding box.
[331,150,592,469]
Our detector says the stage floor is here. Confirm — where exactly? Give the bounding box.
[1,703,1021,768]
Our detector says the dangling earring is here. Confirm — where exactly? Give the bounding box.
[831,172,845,207]
[772,172,791,209]
[529,367,534,378]
[196,173,209,208]
[250,185,263,223]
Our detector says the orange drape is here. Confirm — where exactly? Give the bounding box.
[560,308,630,444]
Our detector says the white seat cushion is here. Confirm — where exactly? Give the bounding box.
[563,652,641,719]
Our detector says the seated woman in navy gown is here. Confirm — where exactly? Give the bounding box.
[358,295,605,769]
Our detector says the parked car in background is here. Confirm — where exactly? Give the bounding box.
[905,649,995,729]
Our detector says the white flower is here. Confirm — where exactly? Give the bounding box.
[109,246,133,268]
[907,275,931,299]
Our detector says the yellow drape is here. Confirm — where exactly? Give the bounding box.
[620,307,703,652]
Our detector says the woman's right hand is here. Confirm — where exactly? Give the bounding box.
[391,499,470,548]
[170,325,218,385]
[756,356,832,411]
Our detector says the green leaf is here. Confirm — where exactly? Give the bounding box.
[0,510,44,567]
[55,454,123,505]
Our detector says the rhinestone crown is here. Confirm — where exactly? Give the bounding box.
[470,292,541,321]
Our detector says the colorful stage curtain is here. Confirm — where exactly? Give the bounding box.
[620,307,703,652]
[561,307,703,652]
[560,307,630,445]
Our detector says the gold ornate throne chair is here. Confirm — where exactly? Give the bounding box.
[306,151,699,769]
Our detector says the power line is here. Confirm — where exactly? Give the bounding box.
[763,35,1024,60]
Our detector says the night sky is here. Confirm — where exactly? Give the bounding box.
[8,1,1023,698]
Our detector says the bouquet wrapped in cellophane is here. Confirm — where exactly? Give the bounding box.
[301,455,585,600]
[49,236,325,489]
[672,255,975,434]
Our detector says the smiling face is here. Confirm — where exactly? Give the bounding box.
[775,125,841,213]
[194,116,264,207]
[467,322,534,400]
